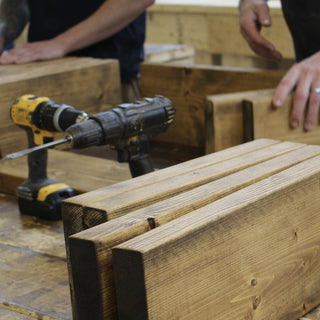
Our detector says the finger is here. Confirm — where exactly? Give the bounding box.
[290,76,313,129]
[273,67,300,108]
[240,20,281,61]
[305,86,320,130]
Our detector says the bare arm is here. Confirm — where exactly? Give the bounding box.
[0,0,154,64]
[0,0,29,51]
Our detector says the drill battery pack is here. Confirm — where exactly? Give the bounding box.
[16,182,76,220]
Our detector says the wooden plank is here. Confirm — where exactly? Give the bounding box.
[140,63,284,152]
[112,155,320,320]
[144,44,195,64]
[0,149,131,196]
[61,138,280,241]
[81,141,303,225]
[243,90,320,146]
[68,144,320,320]
[205,89,275,153]
[0,57,121,156]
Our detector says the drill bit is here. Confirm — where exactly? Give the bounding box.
[2,137,71,160]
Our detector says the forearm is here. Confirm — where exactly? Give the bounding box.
[53,0,154,55]
[0,0,29,48]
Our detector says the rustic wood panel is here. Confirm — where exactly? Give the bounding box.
[63,139,282,319]
[0,149,131,196]
[243,90,320,146]
[0,57,121,156]
[140,63,284,152]
[62,138,279,242]
[68,144,320,320]
[205,89,275,153]
[113,155,320,320]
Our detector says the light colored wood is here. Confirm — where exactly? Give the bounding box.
[146,1,294,65]
[68,143,320,320]
[0,149,131,196]
[243,90,320,146]
[0,57,121,156]
[113,155,320,320]
[144,44,195,64]
[140,63,285,151]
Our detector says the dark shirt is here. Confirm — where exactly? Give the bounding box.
[281,0,320,62]
[27,0,146,80]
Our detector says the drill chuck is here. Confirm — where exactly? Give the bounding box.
[31,99,89,132]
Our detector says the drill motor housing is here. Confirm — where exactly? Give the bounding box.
[65,95,175,176]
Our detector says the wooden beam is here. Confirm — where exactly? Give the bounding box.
[113,155,320,319]
[68,143,320,320]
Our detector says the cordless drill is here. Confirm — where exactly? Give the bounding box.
[6,95,176,178]
[10,94,89,220]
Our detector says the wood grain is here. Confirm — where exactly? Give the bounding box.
[113,155,320,320]
[141,63,284,151]
[68,144,320,320]
[243,90,320,145]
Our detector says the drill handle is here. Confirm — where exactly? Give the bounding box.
[129,154,154,178]
[24,126,50,183]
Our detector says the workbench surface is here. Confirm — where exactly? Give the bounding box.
[0,193,71,320]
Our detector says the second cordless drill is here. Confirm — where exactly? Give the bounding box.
[10,94,89,220]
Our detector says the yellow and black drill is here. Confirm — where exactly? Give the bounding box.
[9,94,89,220]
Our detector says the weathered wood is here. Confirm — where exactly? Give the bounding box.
[62,138,279,241]
[0,57,121,156]
[63,138,282,319]
[0,193,66,258]
[0,194,72,320]
[140,63,285,152]
[0,149,131,196]
[113,155,320,320]
[0,244,71,320]
[243,90,320,145]
[68,144,320,320]
[205,89,274,153]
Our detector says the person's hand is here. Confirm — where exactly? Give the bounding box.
[0,38,66,64]
[239,0,282,61]
[273,52,320,131]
